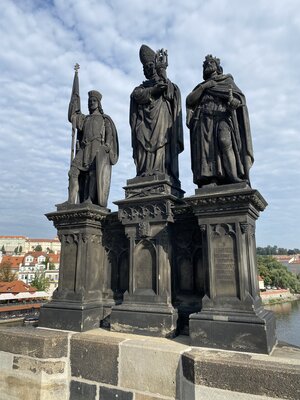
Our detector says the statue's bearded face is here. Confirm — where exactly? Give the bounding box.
[203,59,217,79]
[143,61,155,79]
[88,96,99,112]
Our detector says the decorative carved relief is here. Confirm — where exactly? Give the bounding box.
[119,200,173,223]
[188,192,267,212]
[47,208,107,225]
[240,222,249,234]
[138,221,151,238]
[103,230,128,254]
[211,223,236,237]
[199,224,207,232]
[125,185,167,198]
[65,233,79,244]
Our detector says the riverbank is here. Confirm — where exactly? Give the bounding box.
[261,289,300,305]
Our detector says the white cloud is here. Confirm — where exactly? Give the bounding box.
[0,0,299,248]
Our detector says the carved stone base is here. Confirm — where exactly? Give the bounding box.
[189,307,276,354]
[125,173,184,199]
[185,183,277,353]
[110,303,178,337]
[113,177,183,337]
[39,203,109,332]
[39,301,103,332]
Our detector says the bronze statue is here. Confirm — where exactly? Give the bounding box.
[186,55,253,188]
[66,65,118,207]
[130,45,183,181]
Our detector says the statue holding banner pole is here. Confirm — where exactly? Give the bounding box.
[66,64,119,208]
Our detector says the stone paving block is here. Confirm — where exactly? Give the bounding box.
[182,347,300,400]
[0,326,69,358]
[70,380,97,400]
[99,386,133,400]
[70,332,123,385]
[0,373,67,400]
[119,337,189,398]
[181,378,286,400]
[0,351,13,372]
[135,393,173,400]
[13,356,65,376]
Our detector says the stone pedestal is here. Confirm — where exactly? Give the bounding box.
[110,175,182,337]
[39,203,109,332]
[186,183,276,353]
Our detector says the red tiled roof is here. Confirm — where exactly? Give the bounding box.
[48,254,60,263]
[1,255,23,269]
[24,251,47,257]
[0,235,27,239]
[28,238,60,242]
[0,280,37,293]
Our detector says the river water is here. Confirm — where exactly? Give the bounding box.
[265,299,300,347]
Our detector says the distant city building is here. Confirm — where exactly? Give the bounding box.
[273,254,300,276]
[25,238,61,253]
[18,251,60,295]
[0,235,60,254]
[44,253,60,294]
[258,276,265,291]
[19,252,46,285]
[0,235,26,254]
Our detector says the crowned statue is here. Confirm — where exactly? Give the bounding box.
[130,45,183,183]
[186,55,253,188]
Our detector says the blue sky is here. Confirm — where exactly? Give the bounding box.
[0,0,299,248]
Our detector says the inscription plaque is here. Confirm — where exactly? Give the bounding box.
[213,227,238,297]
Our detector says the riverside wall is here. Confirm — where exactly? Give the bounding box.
[0,326,299,400]
[261,289,300,304]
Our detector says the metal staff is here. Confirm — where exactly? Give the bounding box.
[68,63,81,166]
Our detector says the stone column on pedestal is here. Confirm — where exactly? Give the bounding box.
[110,174,183,337]
[39,203,109,332]
[186,183,276,354]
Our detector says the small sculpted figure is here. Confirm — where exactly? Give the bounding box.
[130,45,183,181]
[66,66,118,207]
[186,55,254,188]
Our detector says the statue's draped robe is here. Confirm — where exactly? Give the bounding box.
[130,78,183,180]
[71,111,118,207]
[186,74,253,187]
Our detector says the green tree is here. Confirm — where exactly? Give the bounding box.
[34,244,42,251]
[257,256,300,293]
[30,272,50,291]
[1,245,6,254]
[0,261,17,282]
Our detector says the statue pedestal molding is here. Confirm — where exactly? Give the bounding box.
[110,175,181,337]
[186,183,277,353]
[39,203,109,332]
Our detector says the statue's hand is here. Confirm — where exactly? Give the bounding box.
[151,82,168,96]
[203,80,215,89]
[103,143,111,153]
[228,97,241,109]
